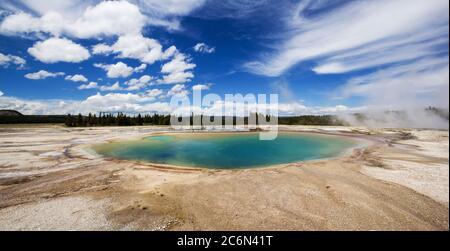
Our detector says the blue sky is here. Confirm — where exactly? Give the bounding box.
[0,0,448,115]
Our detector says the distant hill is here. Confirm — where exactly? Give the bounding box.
[0,110,66,124]
[0,110,23,116]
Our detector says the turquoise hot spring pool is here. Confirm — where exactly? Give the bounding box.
[93,132,357,169]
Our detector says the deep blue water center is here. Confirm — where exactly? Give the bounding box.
[94,132,355,169]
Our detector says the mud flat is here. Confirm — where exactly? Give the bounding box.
[0,125,448,230]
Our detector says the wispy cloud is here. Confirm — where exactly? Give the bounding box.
[245,0,449,76]
[339,57,449,109]
[130,0,206,31]
[195,0,277,20]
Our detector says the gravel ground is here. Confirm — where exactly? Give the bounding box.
[0,125,447,230]
[0,196,112,230]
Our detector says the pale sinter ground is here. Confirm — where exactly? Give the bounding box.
[0,125,448,230]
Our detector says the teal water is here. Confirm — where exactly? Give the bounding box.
[94,132,356,169]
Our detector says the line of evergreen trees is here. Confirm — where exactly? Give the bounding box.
[0,111,343,126]
[64,112,345,127]
[0,115,66,124]
[65,113,170,127]
[2,107,448,126]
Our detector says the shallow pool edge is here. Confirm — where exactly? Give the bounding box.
[86,130,378,171]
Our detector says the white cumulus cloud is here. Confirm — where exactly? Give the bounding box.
[0,52,26,68]
[92,34,177,64]
[0,1,146,39]
[146,88,163,99]
[1,1,196,82]
[134,63,147,73]
[167,84,189,97]
[192,83,212,91]
[125,75,153,91]
[78,81,98,90]
[28,37,90,63]
[193,43,215,53]
[25,70,64,80]
[94,62,144,79]
[99,82,122,92]
[67,1,146,39]
[159,53,196,84]
[65,74,88,82]
[78,81,123,92]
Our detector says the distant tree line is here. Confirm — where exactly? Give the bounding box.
[0,113,362,127]
[0,112,397,127]
[0,115,66,124]
[63,113,345,127]
[1,107,448,126]
[64,113,170,127]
